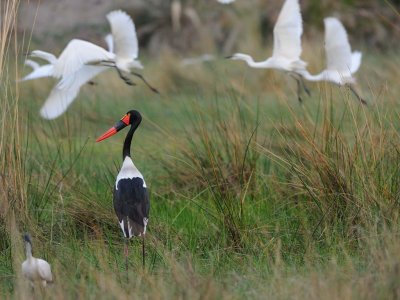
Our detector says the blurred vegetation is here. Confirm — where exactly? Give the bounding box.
[21,0,400,56]
[124,0,400,55]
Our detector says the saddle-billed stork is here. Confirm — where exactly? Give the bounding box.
[96,110,150,269]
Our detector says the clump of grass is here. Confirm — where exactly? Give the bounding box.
[160,98,262,249]
[261,98,400,248]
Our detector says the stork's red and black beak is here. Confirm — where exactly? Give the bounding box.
[96,113,131,142]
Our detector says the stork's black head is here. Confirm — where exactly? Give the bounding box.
[125,110,142,125]
[96,110,142,142]
[23,233,32,244]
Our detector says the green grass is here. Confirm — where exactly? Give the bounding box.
[1,25,400,299]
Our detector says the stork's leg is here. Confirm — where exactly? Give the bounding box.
[124,238,129,273]
[115,67,135,86]
[347,84,367,105]
[132,72,160,94]
[142,234,146,269]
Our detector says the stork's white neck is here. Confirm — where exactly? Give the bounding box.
[116,156,146,189]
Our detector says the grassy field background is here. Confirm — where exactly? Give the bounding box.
[1,1,400,299]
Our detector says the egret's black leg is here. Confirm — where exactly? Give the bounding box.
[142,234,146,269]
[132,72,160,94]
[348,84,367,105]
[289,73,303,103]
[87,60,114,67]
[115,67,135,86]
[295,76,303,103]
[300,76,311,96]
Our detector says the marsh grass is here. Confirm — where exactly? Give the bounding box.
[158,97,263,249]
[259,97,400,254]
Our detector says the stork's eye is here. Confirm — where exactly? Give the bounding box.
[121,113,130,125]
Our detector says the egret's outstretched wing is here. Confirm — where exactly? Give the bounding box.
[30,50,57,64]
[19,64,54,82]
[40,65,107,119]
[104,34,114,53]
[107,10,138,59]
[53,39,114,79]
[350,51,362,74]
[24,59,40,70]
[273,0,303,60]
[324,17,352,72]
[217,0,236,4]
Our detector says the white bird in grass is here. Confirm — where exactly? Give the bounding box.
[21,234,53,287]
[227,0,310,102]
[25,10,157,120]
[299,17,366,104]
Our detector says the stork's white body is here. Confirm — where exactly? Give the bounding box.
[116,156,147,190]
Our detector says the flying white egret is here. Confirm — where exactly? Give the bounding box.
[26,10,157,119]
[96,110,150,271]
[53,10,158,93]
[300,17,366,104]
[21,234,53,287]
[227,0,310,102]
[90,10,158,93]
[180,54,215,66]
[217,0,236,4]
[22,35,114,83]
[31,39,112,119]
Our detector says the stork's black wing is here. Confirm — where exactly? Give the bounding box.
[113,177,150,238]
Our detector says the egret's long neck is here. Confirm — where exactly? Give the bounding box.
[235,54,272,69]
[25,242,32,260]
[122,121,140,159]
[300,70,325,82]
